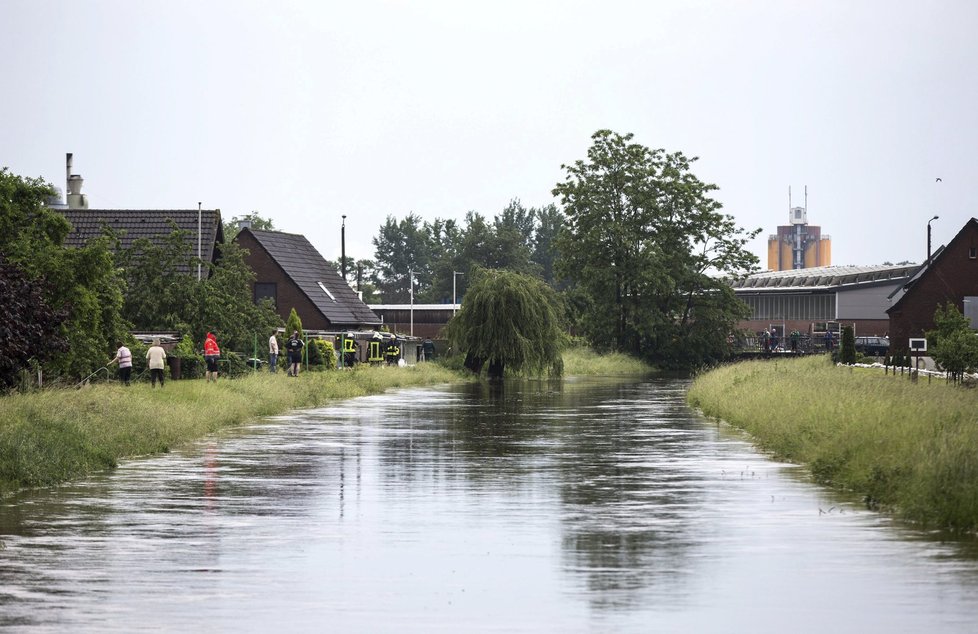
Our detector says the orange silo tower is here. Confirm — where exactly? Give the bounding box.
[766,187,831,271]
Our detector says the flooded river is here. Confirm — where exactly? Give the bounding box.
[2,377,978,632]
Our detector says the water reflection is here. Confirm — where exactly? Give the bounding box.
[2,377,978,632]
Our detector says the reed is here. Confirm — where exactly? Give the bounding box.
[687,355,978,532]
[0,363,460,497]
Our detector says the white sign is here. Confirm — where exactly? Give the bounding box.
[908,338,927,352]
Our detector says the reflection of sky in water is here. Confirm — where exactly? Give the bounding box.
[1,378,977,632]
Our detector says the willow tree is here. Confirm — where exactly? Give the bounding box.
[446,268,564,379]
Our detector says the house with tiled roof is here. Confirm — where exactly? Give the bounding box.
[235,227,381,330]
[52,154,224,276]
[60,208,225,275]
[887,218,978,354]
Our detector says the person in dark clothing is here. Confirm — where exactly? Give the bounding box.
[286,331,305,376]
[421,338,435,361]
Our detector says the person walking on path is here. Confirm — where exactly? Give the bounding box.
[268,331,279,373]
[146,338,167,388]
[286,331,304,377]
[204,332,221,382]
[107,341,133,386]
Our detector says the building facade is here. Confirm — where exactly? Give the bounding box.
[887,218,978,354]
[766,205,832,271]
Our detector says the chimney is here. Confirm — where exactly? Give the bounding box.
[66,153,89,209]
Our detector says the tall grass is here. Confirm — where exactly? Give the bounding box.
[0,363,460,497]
[562,348,654,376]
[688,355,978,533]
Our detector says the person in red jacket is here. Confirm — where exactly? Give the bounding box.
[204,332,221,382]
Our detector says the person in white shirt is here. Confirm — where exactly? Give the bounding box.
[107,341,133,386]
[146,338,167,388]
[269,332,279,373]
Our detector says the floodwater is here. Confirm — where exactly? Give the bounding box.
[2,377,978,633]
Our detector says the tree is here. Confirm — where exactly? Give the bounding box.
[0,258,68,388]
[120,226,199,331]
[531,204,564,287]
[553,130,760,368]
[446,268,565,379]
[372,213,433,302]
[840,325,856,364]
[286,308,304,340]
[223,212,276,242]
[926,303,978,384]
[194,241,281,352]
[0,168,127,380]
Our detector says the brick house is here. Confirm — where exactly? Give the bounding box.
[235,228,380,330]
[887,218,978,354]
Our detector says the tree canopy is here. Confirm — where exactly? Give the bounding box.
[446,268,564,379]
[926,303,978,383]
[553,130,760,368]
[0,168,127,381]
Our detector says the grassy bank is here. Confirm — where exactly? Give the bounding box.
[0,348,654,498]
[0,363,460,497]
[562,348,655,376]
[687,355,978,533]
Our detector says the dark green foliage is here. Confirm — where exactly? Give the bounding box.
[372,213,433,302]
[169,334,204,380]
[370,200,565,304]
[552,130,760,369]
[0,259,68,388]
[309,339,337,370]
[195,242,280,351]
[0,168,127,382]
[927,304,978,384]
[840,326,856,365]
[286,308,304,340]
[122,232,280,354]
[446,268,565,378]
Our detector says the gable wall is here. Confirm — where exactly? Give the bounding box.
[888,222,978,352]
[237,231,331,330]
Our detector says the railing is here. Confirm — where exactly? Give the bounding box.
[731,335,835,355]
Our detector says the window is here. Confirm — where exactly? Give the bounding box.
[254,282,276,308]
[965,297,978,328]
[317,281,337,302]
[970,246,976,260]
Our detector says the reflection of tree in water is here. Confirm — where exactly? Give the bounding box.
[375,380,566,487]
[376,378,704,609]
[554,380,707,609]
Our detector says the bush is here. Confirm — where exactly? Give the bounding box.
[840,326,856,365]
[222,351,250,378]
[309,339,337,370]
[169,334,204,380]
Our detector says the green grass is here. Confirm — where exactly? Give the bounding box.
[687,355,978,533]
[0,363,460,497]
[562,348,654,376]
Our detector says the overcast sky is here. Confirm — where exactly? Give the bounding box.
[2,0,976,270]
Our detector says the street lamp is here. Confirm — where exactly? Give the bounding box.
[409,269,415,337]
[452,271,464,315]
[341,215,347,281]
[927,215,939,265]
